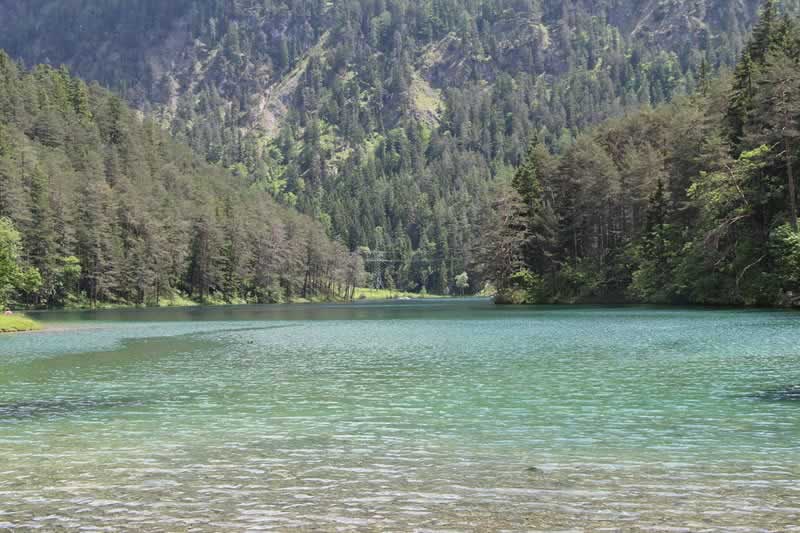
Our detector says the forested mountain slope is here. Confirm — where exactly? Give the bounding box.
[479,5,800,306]
[0,0,791,295]
[0,52,362,308]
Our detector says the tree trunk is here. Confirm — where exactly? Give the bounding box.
[786,136,798,230]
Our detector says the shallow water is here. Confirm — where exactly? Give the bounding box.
[1,301,799,531]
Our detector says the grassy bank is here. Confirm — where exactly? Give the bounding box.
[24,288,447,312]
[352,288,445,300]
[59,292,246,310]
[0,314,43,333]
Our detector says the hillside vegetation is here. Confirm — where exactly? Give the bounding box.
[0,0,782,295]
[479,3,800,306]
[0,53,363,308]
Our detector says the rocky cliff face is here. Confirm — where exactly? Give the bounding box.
[0,1,765,135]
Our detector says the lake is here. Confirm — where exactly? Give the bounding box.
[1,301,799,530]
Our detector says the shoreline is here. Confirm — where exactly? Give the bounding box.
[493,298,800,311]
[9,297,800,321]
[11,290,450,314]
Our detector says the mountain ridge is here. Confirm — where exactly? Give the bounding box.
[0,0,786,295]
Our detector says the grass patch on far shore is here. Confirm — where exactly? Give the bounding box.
[0,314,43,333]
[157,293,200,308]
[352,288,445,300]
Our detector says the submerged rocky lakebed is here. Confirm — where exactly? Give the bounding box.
[1,301,799,530]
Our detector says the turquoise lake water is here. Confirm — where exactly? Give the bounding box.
[1,301,799,530]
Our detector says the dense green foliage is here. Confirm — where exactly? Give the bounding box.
[0,217,40,307]
[483,2,800,306]
[0,0,781,295]
[0,53,363,307]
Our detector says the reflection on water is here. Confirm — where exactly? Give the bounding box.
[1,301,799,530]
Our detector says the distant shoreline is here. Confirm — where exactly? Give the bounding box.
[8,289,451,314]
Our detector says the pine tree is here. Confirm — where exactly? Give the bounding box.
[24,166,57,304]
[749,0,779,63]
[729,0,782,149]
[749,48,800,229]
[511,137,542,211]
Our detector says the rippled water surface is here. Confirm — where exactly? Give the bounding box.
[1,301,800,531]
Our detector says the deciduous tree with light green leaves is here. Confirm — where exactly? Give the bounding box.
[0,218,41,307]
[771,225,800,297]
[455,272,469,295]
